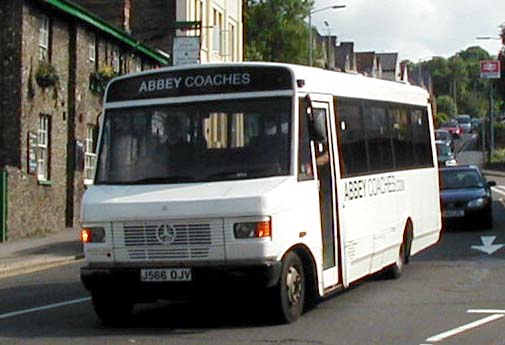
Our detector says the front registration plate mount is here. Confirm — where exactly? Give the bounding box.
[140,268,192,282]
[443,210,465,218]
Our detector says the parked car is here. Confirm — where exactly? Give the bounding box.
[434,129,453,149]
[456,114,472,133]
[439,165,495,229]
[471,117,482,131]
[440,119,462,138]
[436,140,457,166]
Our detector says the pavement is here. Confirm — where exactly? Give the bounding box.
[0,228,83,278]
[0,167,503,279]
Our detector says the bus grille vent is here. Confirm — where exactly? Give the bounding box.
[123,223,211,260]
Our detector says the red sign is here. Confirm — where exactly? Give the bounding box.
[480,60,501,79]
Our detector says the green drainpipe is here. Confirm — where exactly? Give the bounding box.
[0,170,7,242]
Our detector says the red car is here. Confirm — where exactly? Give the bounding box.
[440,120,462,138]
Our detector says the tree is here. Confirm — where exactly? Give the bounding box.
[244,0,313,64]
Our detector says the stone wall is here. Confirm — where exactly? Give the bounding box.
[0,0,22,169]
[6,2,71,238]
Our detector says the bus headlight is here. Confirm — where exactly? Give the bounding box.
[81,227,106,243]
[233,221,271,239]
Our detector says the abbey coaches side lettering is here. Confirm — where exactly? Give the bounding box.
[106,66,294,102]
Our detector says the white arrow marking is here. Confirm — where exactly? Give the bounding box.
[471,236,505,255]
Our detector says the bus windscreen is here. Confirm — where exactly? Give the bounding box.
[95,97,292,185]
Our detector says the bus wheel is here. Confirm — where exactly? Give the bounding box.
[271,252,306,323]
[91,290,134,325]
[385,240,406,279]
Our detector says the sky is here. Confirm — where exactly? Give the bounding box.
[312,0,505,62]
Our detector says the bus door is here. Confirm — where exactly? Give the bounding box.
[311,101,340,289]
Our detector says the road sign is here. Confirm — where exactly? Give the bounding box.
[480,60,501,79]
[173,36,200,66]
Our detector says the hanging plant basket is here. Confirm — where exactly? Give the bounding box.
[35,61,59,88]
[89,64,117,95]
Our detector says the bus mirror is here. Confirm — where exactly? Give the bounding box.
[303,95,327,143]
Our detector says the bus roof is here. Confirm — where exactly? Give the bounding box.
[105,62,430,107]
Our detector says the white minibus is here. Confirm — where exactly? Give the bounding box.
[80,62,441,324]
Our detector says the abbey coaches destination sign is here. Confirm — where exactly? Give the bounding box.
[105,66,294,103]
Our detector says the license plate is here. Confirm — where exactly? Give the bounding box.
[140,268,192,282]
[443,209,465,218]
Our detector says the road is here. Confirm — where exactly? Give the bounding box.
[1,136,505,345]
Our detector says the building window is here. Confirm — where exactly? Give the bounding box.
[229,23,235,61]
[111,48,120,73]
[131,55,142,73]
[38,15,50,61]
[84,125,97,184]
[212,9,223,55]
[89,35,96,63]
[37,115,51,181]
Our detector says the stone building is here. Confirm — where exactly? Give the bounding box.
[0,0,168,240]
[72,0,243,64]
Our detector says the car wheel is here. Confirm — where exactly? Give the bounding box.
[482,210,493,230]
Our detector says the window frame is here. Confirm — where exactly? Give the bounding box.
[37,114,51,182]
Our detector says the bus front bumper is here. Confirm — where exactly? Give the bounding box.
[81,261,282,299]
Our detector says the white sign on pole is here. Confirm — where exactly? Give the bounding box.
[480,60,501,79]
[173,36,200,66]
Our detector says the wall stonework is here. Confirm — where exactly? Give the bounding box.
[1,0,164,240]
[0,0,22,169]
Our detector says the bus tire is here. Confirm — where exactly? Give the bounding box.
[91,290,134,325]
[270,251,306,323]
[385,223,412,279]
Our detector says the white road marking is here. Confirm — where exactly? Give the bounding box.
[468,309,505,314]
[471,236,505,255]
[425,314,504,343]
[492,186,505,197]
[0,297,91,320]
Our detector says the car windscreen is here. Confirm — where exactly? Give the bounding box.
[440,169,485,189]
[95,97,292,184]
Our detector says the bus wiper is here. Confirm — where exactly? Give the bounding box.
[205,168,278,181]
[128,176,196,184]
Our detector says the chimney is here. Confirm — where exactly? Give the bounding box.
[123,0,131,32]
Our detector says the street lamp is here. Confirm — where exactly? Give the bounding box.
[324,21,331,69]
[308,4,346,66]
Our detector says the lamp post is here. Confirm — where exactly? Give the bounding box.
[324,21,331,68]
[308,4,345,66]
[476,36,502,160]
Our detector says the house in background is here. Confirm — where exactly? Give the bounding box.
[377,53,399,81]
[0,0,167,240]
[356,52,382,78]
[72,0,243,64]
[334,42,357,73]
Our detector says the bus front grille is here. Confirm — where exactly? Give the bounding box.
[121,222,213,260]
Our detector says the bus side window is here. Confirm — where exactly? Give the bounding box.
[298,99,314,180]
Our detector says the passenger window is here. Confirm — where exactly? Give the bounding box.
[411,109,433,167]
[298,99,314,180]
[363,104,393,172]
[336,100,368,177]
[390,107,413,168]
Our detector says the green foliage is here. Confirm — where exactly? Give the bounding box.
[436,95,457,118]
[89,64,117,95]
[35,61,59,88]
[494,121,505,149]
[244,0,313,64]
[418,46,504,118]
[490,148,505,163]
